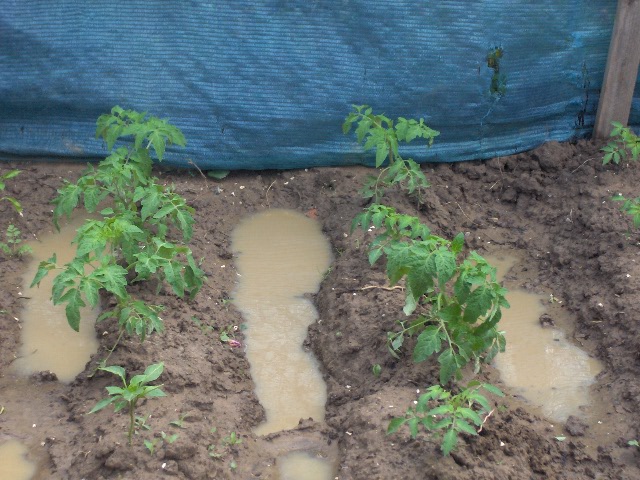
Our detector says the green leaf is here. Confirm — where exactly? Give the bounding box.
[387,417,408,435]
[481,383,504,397]
[142,362,164,383]
[30,255,57,288]
[458,407,483,426]
[462,287,493,323]
[89,396,117,414]
[455,419,478,436]
[442,428,458,456]
[59,288,85,332]
[99,365,126,381]
[413,326,442,363]
[438,348,462,385]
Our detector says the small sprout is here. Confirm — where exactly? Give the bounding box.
[372,364,382,377]
[89,362,166,445]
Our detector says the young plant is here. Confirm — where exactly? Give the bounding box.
[0,169,23,215]
[388,382,504,456]
[613,194,640,229]
[343,105,439,202]
[353,203,508,385]
[602,122,640,165]
[31,107,204,340]
[0,225,32,257]
[89,362,166,445]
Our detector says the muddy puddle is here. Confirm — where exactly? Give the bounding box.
[0,439,36,480]
[232,209,335,477]
[12,215,99,383]
[487,254,602,422]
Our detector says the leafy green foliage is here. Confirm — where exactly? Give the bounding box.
[487,47,507,97]
[602,122,640,165]
[31,107,204,340]
[388,382,503,456]
[353,204,508,385]
[613,194,640,229]
[0,169,23,215]
[0,224,32,257]
[343,105,439,202]
[90,362,167,445]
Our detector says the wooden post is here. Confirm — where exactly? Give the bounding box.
[594,0,640,138]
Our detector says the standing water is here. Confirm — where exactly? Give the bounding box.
[488,255,602,422]
[232,209,334,475]
[12,215,99,383]
[0,440,36,480]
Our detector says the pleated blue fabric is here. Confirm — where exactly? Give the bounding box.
[0,1,637,169]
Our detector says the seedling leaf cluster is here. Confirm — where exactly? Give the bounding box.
[346,107,507,456]
[31,107,204,339]
[343,105,439,202]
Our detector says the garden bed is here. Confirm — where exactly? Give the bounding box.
[1,139,640,479]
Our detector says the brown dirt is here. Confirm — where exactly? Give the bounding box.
[1,139,640,479]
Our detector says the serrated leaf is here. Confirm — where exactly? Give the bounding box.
[458,407,483,426]
[438,348,462,385]
[481,383,504,397]
[455,419,478,436]
[387,417,408,435]
[59,288,84,332]
[413,326,442,362]
[462,287,493,323]
[442,428,458,456]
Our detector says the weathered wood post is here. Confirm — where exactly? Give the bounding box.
[593,0,640,138]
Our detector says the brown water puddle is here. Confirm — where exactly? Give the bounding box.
[0,440,36,480]
[487,254,602,422]
[12,215,99,383]
[232,209,334,476]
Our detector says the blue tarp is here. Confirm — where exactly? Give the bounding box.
[0,1,638,169]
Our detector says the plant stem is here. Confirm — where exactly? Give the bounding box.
[128,403,135,445]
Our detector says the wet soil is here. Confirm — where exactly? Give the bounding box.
[1,139,640,479]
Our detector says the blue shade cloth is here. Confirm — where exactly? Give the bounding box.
[0,1,638,169]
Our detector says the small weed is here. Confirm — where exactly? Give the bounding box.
[0,225,32,257]
[134,415,152,433]
[220,325,241,347]
[613,194,640,229]
[161,431,179,444]
[487,47,507,97]
[144,438,161,456]
[222,431,242,446]
[208,444,223,459]
[208,431,242,462]
[170,412,191,428]
[89,362,166,445]
[0,169,23,215]
[628,440,639,448]
[191,316,214,335]
[372,364,382,377]
[602,122,640,165]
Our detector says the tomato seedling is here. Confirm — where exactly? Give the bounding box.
[343,105,439,202]
[90,362,166,445]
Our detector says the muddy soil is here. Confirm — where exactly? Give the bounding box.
[1,139,640,479]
